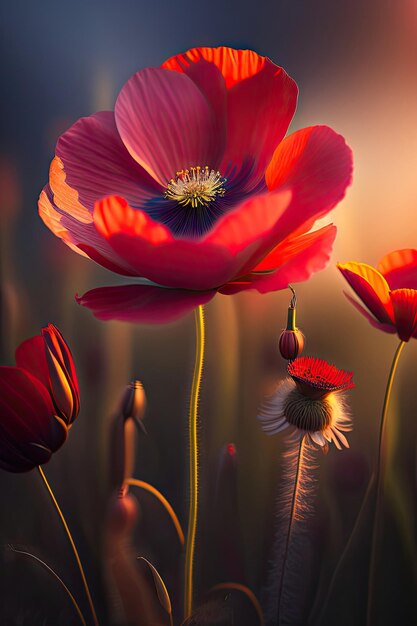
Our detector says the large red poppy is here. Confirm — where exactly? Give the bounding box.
[0,325,80,472]
[338,249,417,341]
[39,47,352,309]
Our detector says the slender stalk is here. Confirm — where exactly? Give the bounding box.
[9,545,87,626]
[37,466,99,626]
[366,339,406,625]
[311,474,375,624]
[312,340,406,626]
[184,305,205,620]
[126,478,185,545]
[277,435,306,626]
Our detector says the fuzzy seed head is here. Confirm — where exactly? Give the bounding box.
[284,387,332,432]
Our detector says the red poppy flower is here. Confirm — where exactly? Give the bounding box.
[0,324,80,472]
[338,249,417,341]
[39,46,352,311]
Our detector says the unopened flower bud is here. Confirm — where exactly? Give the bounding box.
[279,305,305,360]
[42,324,80,424]
[110,380,147,493]
[121,380,146,432]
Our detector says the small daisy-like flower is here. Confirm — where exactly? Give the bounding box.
[259,356,354,450]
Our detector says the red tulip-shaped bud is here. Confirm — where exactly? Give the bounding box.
[42,324,80,424]
[279,287,305,361]
[0,324,80,472]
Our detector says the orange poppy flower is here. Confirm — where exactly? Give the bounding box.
[338,249,417,341]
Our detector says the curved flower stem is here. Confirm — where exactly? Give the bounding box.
[37,466,99,626]
[184,305,205,620]
[9,545,87,626]
[277,435,306,626]
[366,339,406,625]
[126,478,185,546]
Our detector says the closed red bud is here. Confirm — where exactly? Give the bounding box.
[279,328,305,360]
[279,305,304,360]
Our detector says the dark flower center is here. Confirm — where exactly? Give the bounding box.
[284,387,332,432]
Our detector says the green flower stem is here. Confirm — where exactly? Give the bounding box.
[312,340,406,626]
[366,339,406,625]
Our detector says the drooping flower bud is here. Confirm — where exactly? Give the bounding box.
[121,380,146,432]
[278,287,305,361]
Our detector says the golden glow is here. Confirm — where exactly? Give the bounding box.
[165,166,226,208]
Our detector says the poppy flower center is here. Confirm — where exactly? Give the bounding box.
[164,166,227,209]
[284,388,332,432]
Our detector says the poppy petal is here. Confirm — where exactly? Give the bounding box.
[377,249,417,290]
[265,125,353,230]
[38,186,90,257]
[93,194,291,290]
[252,223,336,273]
[220,60,297,191]
[15,335,50,389]
[55,111,160,212]
[0,435,51,473]
[390,289,417,342]
[93,196,233,289]
[162,57,227,154]
[0,367,67,452]
[40,183,139,275]
[43,325,80,399]
[162,46,267,89]
[48,157,92,224]
[337,262,394,324]
[219,224,336,295]
[115,68,220,186]
[76,284,216,324]
[343,293,397,334]
[42,325,80,423]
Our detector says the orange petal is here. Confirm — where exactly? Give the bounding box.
[38,187,89,257]
[162,46,267,89]
[94,195,171,245]
[377,249,417,290]
[253,224,336,273]
[390,288,417,342]
[49,157,92,224]
[220,224,336,295]
[337,262,394,324]
[265,126,353,226]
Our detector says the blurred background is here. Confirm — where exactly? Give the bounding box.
[1,0,417,624]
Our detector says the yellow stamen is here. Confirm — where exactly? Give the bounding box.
[164,166,226,208]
